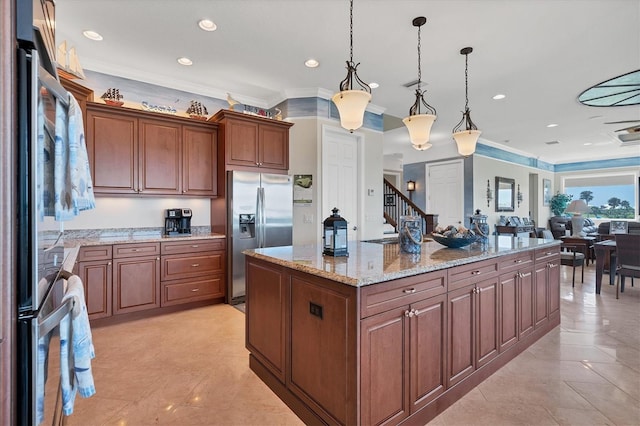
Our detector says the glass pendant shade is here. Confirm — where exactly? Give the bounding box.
[452,129,481,157]
[403,113,436,146]
[332,90,372,132]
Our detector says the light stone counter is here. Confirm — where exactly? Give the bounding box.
[244,236,560,287]
[59,226,225,248]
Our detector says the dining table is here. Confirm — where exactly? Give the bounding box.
[594,239,617,294]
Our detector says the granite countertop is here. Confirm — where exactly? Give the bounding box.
[54,226,225,248]
[244,236,560,287]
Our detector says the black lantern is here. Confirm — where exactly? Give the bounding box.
[323,207,348,257]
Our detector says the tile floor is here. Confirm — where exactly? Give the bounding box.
[43,263,639,425]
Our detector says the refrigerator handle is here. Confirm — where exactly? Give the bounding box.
[30,50,39,310]
[255,187,261,248]
[259,187,266,247]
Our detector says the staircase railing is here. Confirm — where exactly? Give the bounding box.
[383,179,439,235]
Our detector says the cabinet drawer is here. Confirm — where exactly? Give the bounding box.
[113,242,160,258]
[161,238,225,255]
[535,246,560,264]
[448,259,499,291]
[499,251,534,275]
[360,270,446,318]
[78,245,112,262]
[162,275,224,306]
[161,252,225,281]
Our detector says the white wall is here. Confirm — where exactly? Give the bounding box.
[288,116,384,245]
[473,155,554,230]
[40,197,211,231]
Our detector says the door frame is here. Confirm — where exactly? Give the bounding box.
[320,125,364,243]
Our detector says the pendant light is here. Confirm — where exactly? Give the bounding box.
[403,16,437,150]
[331,0,371,133]
[452,47,481,157]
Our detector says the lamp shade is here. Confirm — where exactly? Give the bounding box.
[452,129,481,157]
[566,199,589,215]
[403,114,436,146]
[412,142,432,151]
[332,90,371,132]
[407,180,416,191]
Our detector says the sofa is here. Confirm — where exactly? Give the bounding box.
[597,221,640,235]
[548,216,598,239]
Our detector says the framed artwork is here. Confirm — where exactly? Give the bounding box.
[543,179,552,206]
[293,174,313,204]
[508,216,522,226]
[610,220,628,234]
[384,194,395,206]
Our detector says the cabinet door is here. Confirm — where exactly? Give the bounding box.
[547,261,561,320]
[411,294,447,411]
[86,107,138,194]
[245,259,286,382]
[447,285,474,387]
[138,118,181,194]
[113,255,160,315]
[499,273,518,352]
[77,259,112,320]
[518,268,535,339]
[361,306,409,426]
[534,264,549,328]
[259,124,288,170]
[226,119,259,167]
[476,278,499,368]
[183,125,217,195]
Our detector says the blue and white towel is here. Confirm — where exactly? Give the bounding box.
[59,275,96,416]
[44,91,96,221]
[35,277,53,425]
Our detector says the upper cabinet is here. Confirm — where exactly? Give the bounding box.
[211,109,293,173]
[85,103,218,197]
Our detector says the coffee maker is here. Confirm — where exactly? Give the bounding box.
[164,208,192,236]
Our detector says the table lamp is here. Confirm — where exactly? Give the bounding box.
[565,199,590,236]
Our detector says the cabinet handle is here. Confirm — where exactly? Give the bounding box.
[472,287,479,294]
[191,245,199,248]
[191,263,200,267]
[108,261,112,266]
[403,288,416,294]
[514,259,523,264]
[548,262,558,268]
[413,308,420,316]
[546,252,554,256]
[471,270,481,275]
[131,249,139,252]
[191,288,199,292]
[156,257,160,261]
[404,309,415,318]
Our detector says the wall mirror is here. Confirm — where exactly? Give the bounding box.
[495,176,515,212]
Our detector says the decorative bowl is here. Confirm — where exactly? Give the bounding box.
[430,233,478,248]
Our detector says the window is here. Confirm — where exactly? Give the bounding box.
[563,173,636,219]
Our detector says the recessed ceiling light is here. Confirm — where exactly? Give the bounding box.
[177,57,193,66]
[584,142,593,146]
[198,19,217,32]
[547,123,559,128]
[82,30,103,41]
[492,94,506,100]
[304,59,319,68]
[369,82,379,89]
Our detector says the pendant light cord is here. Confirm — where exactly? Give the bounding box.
[417,24,422,91]
[464,53,469,111]
[349,0,354,64]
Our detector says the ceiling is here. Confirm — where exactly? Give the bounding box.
[55,0,640,165]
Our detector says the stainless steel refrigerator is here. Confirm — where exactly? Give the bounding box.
[227,171,293,303]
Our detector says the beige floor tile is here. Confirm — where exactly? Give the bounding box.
[566,381,640,425]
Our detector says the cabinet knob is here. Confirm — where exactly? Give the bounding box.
[191,245,199,248]
[404,309,415,318]
[183,190,187,193]
[190,288,199,292]
[108,262,112,266]
[403,288,416,294]
[191,263,200,267]
[515,259,523,264]
[413,308,420,316]
[156,257,160,261]
[471,270,481,275]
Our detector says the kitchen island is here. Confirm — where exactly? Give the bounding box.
[244,236,561,426]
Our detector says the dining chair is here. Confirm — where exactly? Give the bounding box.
[560,242,585,287]
[613,234,640,299]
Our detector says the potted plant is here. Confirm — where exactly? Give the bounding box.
[550,192,573,216]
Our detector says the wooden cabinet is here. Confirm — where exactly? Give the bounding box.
[211,109,293,173]
[160,239,225,307]
[112,243,161,315]
[447,276,499,388]
[536,247,561,321]
[76,245,112,320]
[86,103,217,196]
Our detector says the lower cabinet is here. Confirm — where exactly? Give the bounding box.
[76,238,225,322]
[361,293,447,426]
[112,243,161,315]
[447,277,499,388]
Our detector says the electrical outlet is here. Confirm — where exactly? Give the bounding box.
[309,302,323,319]
[367,189,375,196]
[303,214,313,224]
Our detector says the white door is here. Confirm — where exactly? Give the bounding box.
[322,127,360,240]
[426,160,464,227]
